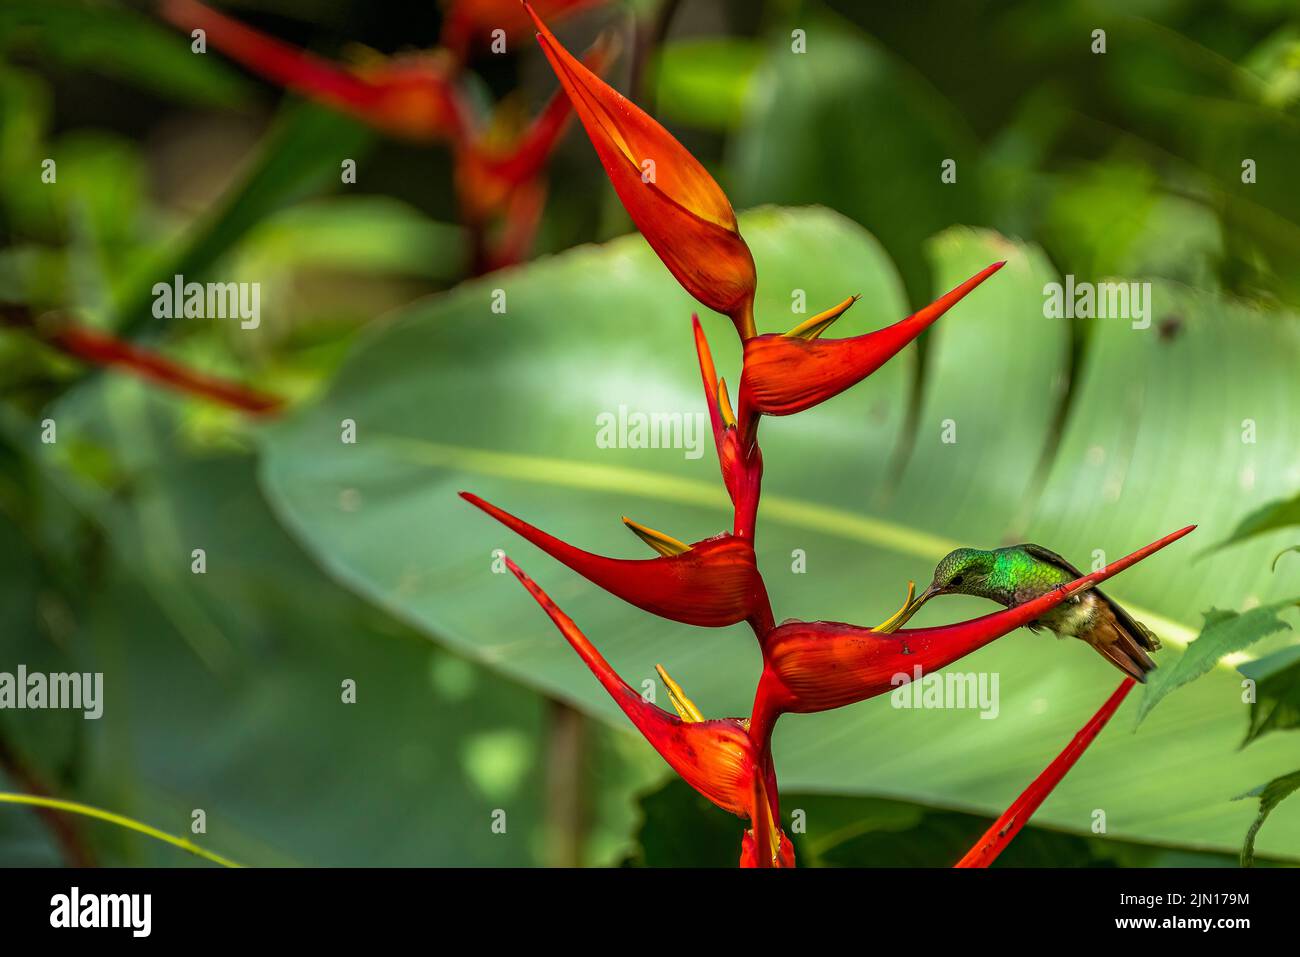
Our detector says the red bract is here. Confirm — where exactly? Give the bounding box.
[738,261,1005,420]
[693,315,761,538]
[748,526,1194,748]
[505,557,792,866]
[741,823,796,868]
[461,492,774,634]
[526,3,758,338]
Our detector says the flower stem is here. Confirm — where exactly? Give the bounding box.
[544,699,589,867]
[954,677,1135,868]
[1,304,283,416]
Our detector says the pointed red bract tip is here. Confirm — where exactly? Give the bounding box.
[461,491,773,630]
[738,262,1004,418]
[954,677,1136,868]
[692,316,763,539]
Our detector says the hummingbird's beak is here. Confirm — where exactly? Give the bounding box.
[875,582,941,633]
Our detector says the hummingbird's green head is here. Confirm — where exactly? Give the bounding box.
[877,548,996,632]
[927,547,996,597]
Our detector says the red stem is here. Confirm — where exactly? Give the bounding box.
[954,677,1136,868]
[52,325,284,416]
[2,306,283,416]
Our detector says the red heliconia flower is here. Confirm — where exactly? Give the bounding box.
[693,315,761,538]
[440,0,604,62]
[461,492,774,634]
[526,4,758,339]
[160,0,615,270]
[747,526,1195,750]
[506,557,792,866]
[160,0,470,142]
[737,262,1005,422]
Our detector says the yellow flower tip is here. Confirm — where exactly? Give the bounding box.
[717,377,737,429]
[873,580,918,633]
[655,664,704,722]
[621,516,690,557]
[784,294,860,341]
[754,775,782,866]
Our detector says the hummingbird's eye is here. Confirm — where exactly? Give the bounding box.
[950,573,964,586]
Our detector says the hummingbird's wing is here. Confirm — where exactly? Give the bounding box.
[1017,542,1085,578]
[1019,543,1162,657]
[1009,542,1157,680]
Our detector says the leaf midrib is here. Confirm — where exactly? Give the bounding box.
[361,432,1206,653]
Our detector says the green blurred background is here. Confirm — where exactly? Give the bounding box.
[1,0,1298,866]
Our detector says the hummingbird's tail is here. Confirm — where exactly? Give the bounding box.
[1089,600,1159,682]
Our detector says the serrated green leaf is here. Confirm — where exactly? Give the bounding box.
[1235,769,1300,866]
[1239,645,1300,747]
[1137,601,1299,726]
[1208,492,1300,555]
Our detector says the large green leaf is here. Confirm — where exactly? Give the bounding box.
[259,206,1300,858]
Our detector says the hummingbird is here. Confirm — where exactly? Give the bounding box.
[899,544,1162,682]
